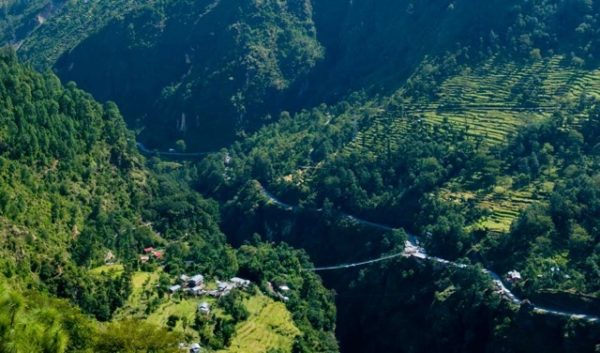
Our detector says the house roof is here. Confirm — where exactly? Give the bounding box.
[230,277,250,283]
[190,274,204,282]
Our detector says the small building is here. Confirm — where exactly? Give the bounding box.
[278,285,290,292]
[198,302,210,315]
[143,247,155,254]
[207,290,221,297]
[180,274,190,284]
[506,270,522,283]
[189,274,204,287]
[152,251,164,259]
[190,343,201,353]
[217,281,231,292]
[140,255,150,263]
[191,286,204,296]
[169,285,182,294]
[230,277,251,288]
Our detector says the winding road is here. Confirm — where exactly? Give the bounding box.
[257,182,600,324]
[136,142,213,158]
[132,143,600,323]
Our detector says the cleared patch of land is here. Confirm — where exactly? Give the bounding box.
[217,295,300,353]
[115,271,299,352]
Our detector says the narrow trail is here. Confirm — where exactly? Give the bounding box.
[257,182,600,324]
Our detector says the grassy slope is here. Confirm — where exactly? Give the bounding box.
[217,296,300,353]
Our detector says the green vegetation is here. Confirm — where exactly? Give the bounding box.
[0,50,337,352]
[192,3,600,350]
[217,295,301,353]
[9,0,324,150]
[0,280,183,353]
[3,0,600,352]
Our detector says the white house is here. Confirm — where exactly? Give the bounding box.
[217,280,231,292]
[190,343,201,353]
[189,274,204,287]
[169,285,182,294]
[230,277,251,288]
[104,251,115,264]
[191,286,204,296]
[180,274,190,284]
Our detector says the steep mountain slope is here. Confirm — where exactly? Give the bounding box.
[199,55,600,352]
[0,50,338,353]
[9,0,323,150]
[0,47,232,317]
[0,0,62,46]
[5,0,600,352]
[7,0,600,151]
[305,0,600,103]
[191,2,600,350]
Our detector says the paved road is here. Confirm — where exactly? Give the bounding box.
[136,142,213,158]
[258,182,600,324]
[133,145,600,323]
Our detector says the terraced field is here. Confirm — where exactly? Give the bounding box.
[325,56,600,232]
[343,56,600,158]
[440,179,553,233]
[218,295,300,353]
[89,263,124,277]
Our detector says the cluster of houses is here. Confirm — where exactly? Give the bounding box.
[173,278,293,353]
[168,273,252,299]
[140,247,164,263]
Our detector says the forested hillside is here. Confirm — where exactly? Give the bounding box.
[2,0,600,352]
[0,50,338,353]
[0,0,63,46]
[3,0,323,150]
[6,0,600,151]
[192,1,600,352]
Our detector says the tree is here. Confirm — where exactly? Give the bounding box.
[175,139,187,152]
[95,319,182,353]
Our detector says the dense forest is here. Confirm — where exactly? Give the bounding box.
[0,50,337,352]
[17,0,324,150]
[2,0,600,352]
[7,0,600,150]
